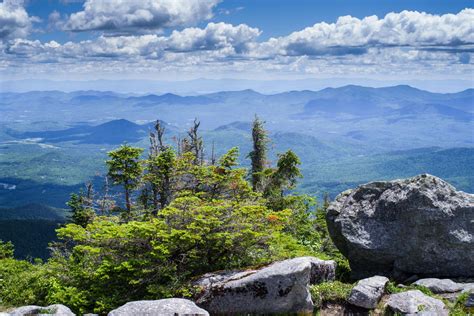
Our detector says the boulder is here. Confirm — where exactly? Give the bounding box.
[9,304,74,316]
[461,283,474,293]
[466,293,474,308]
[347,276,388,309]
[194,256,336,314]
[326,174,474,279]
[413,278,462,293]
[107,299,208,316]
[386,290,448,315]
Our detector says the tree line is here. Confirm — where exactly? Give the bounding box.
[69,116,302,226]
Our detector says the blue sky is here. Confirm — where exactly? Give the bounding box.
[0,0,472,81]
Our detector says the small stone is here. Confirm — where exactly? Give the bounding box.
[465,293,474,308]
[460,283,474,293]
[347,276,389,309]
[413,278,462,293]
[386,290,448,315]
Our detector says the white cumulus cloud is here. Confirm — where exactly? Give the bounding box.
[258,9,474,57]
[0,0,39,41]
[62,0,221,33]
[167,22,261,53]
[5,22,260,59]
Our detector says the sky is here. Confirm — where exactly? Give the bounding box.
[0,0,473,82]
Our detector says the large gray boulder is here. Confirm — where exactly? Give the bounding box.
[107,299,208,316]
[9,304,74,316]
[347,276,388,309]
[386,290,448,315]
[326,174,474,279]
[194,256,336,314]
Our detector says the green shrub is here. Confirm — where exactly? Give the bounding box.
[0,240,14,259]
[0,258,51,308]
[310,281,353,308]
[446,292,470,316]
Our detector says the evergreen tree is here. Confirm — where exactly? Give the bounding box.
[66,191,95,227]
[145,147,176,212]
[0,239,14,259]
[272,150,302,192]
[264,150,302,210]
[248,115,268,191]
[106,145,144,212]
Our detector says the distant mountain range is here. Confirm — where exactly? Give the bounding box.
[2,85,471,150]
[1,78,472,94]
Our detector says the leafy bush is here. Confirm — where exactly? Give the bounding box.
[0,240,14,259]
[310,281,353,308]
[47,195,301,313]
[0,258,50,308]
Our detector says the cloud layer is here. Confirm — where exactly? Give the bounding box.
[1,5,472,79]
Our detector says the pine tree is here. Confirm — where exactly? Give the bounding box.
[0,239,14,259]
[145,147,176,212]
[67,190,95,227]
[248,116,268,191]
[106,145,144,212]
[264,150,302,210]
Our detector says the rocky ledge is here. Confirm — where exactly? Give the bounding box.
[193,256,336,314]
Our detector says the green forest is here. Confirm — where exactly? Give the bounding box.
[0,118,347,314]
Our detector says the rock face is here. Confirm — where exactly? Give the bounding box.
[326,174,474,279]
[107,299,209,316]
[347,276,388,309]
[413,278,462,294]
[9,304,74,316]
[194,256,336,314]
[386,290,448,315]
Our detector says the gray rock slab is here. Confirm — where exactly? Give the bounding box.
[9,304,74,316]
[108,299,208,316]
[386,290,448,315]
[347,275,389,309]
[413,278,462,293]
[194,256,336,314]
